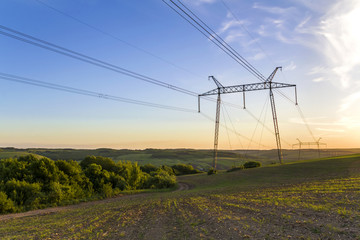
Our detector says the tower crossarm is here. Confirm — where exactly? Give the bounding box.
[199,82,296,96]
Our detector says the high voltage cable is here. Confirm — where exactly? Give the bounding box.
[0,25,246,111]
[0,72,197,113]
[34,0,205,79]
[219,0,273,64]
[245,94,269,151]
[164,0,315,148]
[222,104,244,148]
[0,24,197,97]
[163,0,266,82]
[258,96,270,149]
[200,112,270,148]
[174,0,267,82]
[221,104,233,150]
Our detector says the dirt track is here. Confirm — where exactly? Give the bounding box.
[0,182,191,222]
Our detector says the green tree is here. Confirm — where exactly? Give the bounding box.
[0,191,16,213]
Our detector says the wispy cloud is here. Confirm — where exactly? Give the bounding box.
[249,52,266,61]
[339,91,360,112]
[185,0,217,6]
[284,61,296,71]
[313,0,360,88]
[316,128,345,133]
[253,3,295,15]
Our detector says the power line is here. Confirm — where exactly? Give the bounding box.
[34,0,205,79]
[219,0,273,63]
[163,0,267,82]
[0,72,197,113]
[0,24,247,113]
[200,112,270,148]
[0,24,197,97]
[222,104,243,148]
[221,104,233,150]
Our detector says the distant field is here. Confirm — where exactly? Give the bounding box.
[1,147,358,171]
[1,154,359,239]
[0,150,43,159]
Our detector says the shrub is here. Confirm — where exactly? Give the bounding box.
[100,183,114,198]
[243,161,261,169]
[227,165,244,172]
[0,158,30,182]
[81,156,117,172]
[160,165,175,176]
[171,164,201,175]
[4,179,42,207]
[0,191,16,213]
[140,164,158,174]
[146,170,176,189]
[84,163,110,191]
[29,157,61,184]
[207,168,217,175]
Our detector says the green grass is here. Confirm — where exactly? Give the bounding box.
[0,151,43,159]
[2,147,358,171]
[1,154,360,239]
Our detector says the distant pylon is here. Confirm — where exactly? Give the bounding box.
[292,138,327,160]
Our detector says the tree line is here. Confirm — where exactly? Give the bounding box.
[0,155,201,214]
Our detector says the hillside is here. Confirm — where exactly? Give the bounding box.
[1,155,359,239]
[1,147,359,170]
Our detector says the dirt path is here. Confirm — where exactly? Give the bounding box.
[0,181,191,222]
[175,182,192,191]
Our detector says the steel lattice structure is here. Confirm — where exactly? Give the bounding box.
[198,67,298,170]
[292,138,327,160]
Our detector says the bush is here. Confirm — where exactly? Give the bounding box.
[81,156,117,172]
[4,179,42,207]
[243,161,261,169]
[23,156,61,184]
[146,170,176,189]
[0,191,16,213]
[0,155,177,213]
[171,164,201,175]
[100,183,114,198]
[207,168,217,175]
[227,165,244,172]
[160,165,175,176]
[140,164,158,174]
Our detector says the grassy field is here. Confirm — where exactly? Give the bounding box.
[1,147,359,170]
[1,154,360,239]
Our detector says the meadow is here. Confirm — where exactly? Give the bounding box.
[0,154,359,239]
[1,147,358,170]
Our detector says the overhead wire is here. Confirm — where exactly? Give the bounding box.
[164,0,317,148]
[245,94,269,151]
[0,24,248,111]
[258,96,270,150]
[0,72,197,113]
[34,0,205,80]
[163,0,266,82]
[221,104,233,150]
[222,104,244,148]
[219,0,273,63]
[0,24,197,97]
[200,112,270,148]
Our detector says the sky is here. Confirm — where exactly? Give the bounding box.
[0,0,359,150]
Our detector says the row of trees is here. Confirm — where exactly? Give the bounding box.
[0,155,184,214]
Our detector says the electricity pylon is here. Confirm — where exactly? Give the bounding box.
[198,67,297,170]
[292,138,327,160]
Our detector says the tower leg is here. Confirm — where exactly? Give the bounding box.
[270,89,283,164]
[213,91,221,170]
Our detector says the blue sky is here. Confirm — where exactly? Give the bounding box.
[0,0,359,149]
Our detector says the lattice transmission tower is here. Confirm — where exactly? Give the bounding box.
[198,67,297,170]
[292,138,327,160]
